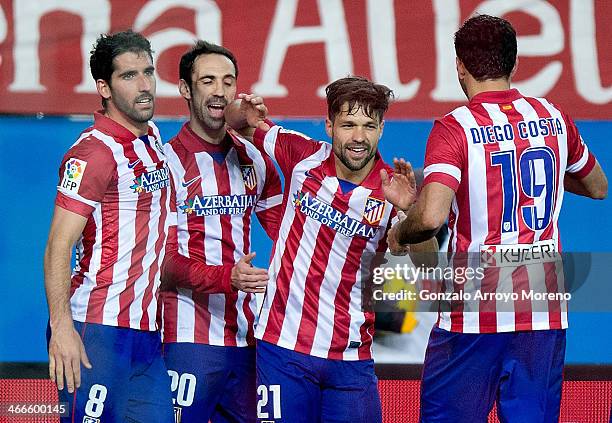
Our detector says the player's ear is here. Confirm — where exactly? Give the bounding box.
[456,57,467,80]
[179,79,192,101]
[96,79,111,102]
[379,119,385,139]
[325,117,333,138]
[509,58,518,80]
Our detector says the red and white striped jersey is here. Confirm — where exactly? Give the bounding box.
[55,112,172,331]
[252,124,397,361]
[160,124,282,347]
[423,89,596,333]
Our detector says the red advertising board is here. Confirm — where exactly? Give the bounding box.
[0,0,610,118]
[0,378,610,422]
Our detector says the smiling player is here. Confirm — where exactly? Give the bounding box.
[226,76,437,423]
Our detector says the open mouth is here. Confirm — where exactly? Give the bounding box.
[346,145,369,160]
[207,102,226,118]
[135,96,153,107]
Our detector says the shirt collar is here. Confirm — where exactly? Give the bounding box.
[468,88,522,106]
[177,122,238,153]
[93,111,154,143]
[322,150,388,190]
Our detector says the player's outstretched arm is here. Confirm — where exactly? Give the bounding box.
[225,93,270,140]
[392,182,454,245]
[407,237,440,268]
[564,160,608,199]
[44,206,92,393]
[230,252,268,294]
[161,226,232,294]
[161,227,267,294]
[387,210,439,266]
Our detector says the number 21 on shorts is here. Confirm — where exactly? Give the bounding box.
[257,384,281,420]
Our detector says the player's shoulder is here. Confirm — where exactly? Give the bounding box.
[228,129,256,152]
[164,134,181,153]
[442,104,473,124]
[61,132,117,172]
[69,127,116,157]
[272,124,327,148]
[164,128,197,165]
[430,109,466,139]
[147,120,161,139]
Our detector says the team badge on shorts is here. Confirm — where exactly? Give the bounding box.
[241,165,257,190]
[363,197,386,225]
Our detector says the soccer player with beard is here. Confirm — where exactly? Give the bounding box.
[44,30,174,422]
[226,76,435,423]
[389,15,608,422]
[158,41,281,422]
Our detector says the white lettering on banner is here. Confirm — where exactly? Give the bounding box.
[0,1,610,114]
[477,0,563,97]
[10,0,110,94]
[251,0,353,98]
[366,0,420,100]
[570,0,612,104]
[0,5,6,61]
[134,0,221,97]
[432,0,564,101]
[431,0,464,101]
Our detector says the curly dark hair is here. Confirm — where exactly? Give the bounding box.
[325,76,393,123]
[454,14,517,81]
[90,30,153,83]
[179,40,239,89]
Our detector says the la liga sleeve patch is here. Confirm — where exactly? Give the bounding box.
[60,158,88,193]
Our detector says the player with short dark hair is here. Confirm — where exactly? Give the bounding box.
[89,29,154,108]
[158,40,281,422]
[44,30,174,422]
[179,39,239,88]
[389,14,608,422]
[226,76,436,423]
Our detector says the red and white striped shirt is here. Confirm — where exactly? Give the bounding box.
[160,124,282,347]
[423,89,596,333]
[56,112,172,331]
[252,125,397,360]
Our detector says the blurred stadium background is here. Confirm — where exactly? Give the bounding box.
[0,1,610,421]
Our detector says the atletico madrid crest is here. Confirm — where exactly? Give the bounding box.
[363,197,386,225]
[240,165,257,190]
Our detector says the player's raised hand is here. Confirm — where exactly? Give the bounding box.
[381,158,417,211]
[48,324,92,393]
[239,93,270,130]
[230,252,268,293]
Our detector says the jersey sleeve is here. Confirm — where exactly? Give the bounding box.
[168,171,178,226]
[55,136,115,217]
[422,119,466,192]
[564,113,596,179]
[161,226,234,294]
[255,154,283,239]
[252,120,324,177]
